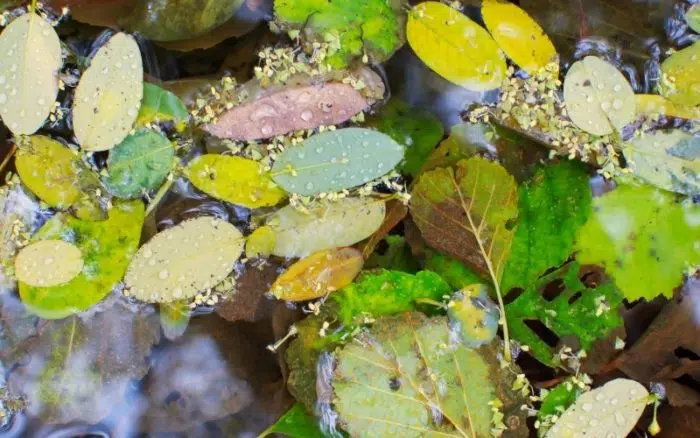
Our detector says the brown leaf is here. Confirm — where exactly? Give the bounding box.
[661,380,700,407]
[657,405,700,437]
[356,199,408,259]
[216,261,282,323]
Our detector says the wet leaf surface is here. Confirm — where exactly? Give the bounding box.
[136,83,189,127]
[14,240,83,287]
[659,41,700,106]
[447,284,499,348]
[259,402,325,438]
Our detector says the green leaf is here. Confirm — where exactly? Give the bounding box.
[623,129,699,196]
[160,299,191,341]
[502,160,592,292]
[271,128,404,196]
[332,313,528,437]
[659,41,700,107]
[536,378,584,436]
[366,99,444,177]
[575,183,700,301]
[273,0,405,68]
[686,5,700,33]
[19,200,145,319]
[259,403,325,438]
[364,235,420,273]
[137,83,189,126]
[103,130,175,199]
[424,250,485,290]
[505,262,624,366]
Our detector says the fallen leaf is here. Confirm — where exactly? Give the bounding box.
[271,247,363,301]
[424,250,486,290]
[266,197,386,259]
[156,11,261,52]
[245,225,277,258]
[687,4,700,33]
[659,41,700,106]
[73,32,143,152]
[575,184,699,301]
[159,299,191,341]
[357,199,408,259]
[216,261,281,323]
[187,154,286,208]
[270,127,404,196]
[482,0,557,73]
[136,83,189,126]
[125,216,244,303]
[563,56,635,136]
[14,240,83,287]
[657,405,700,437]
[259,403,325,438]
[536,378,584,435]
[448,284,500,348]
[19,200,145,319]
[48,0,138,28]
[635,94,700,120]
[407,1,506,90]
[0,12,62,136]
[364,235,420,273]
[0,292,42,361]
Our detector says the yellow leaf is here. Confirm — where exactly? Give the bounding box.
[14,240,84,287]
[659,41,700,107]
[407,1,506,91]
[187,154,286,208]
[245,226,276,258]
[270,248,364,301]
[481,0,557,73]
[0,13,62,135]
[636,94,700,120]
[73,33,143,151]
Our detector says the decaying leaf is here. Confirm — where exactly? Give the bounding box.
[160,299,191,341]
[215,260,281,323]
[271,128,405,196]
[270,247,363,301]
[14,240,83,287]
[447,284,499,348]
[259,402,325,438]
[73,32,144,151]
[545,379,648,438]
[635,94,700,120]
[125,216,244,303]
[659,41,700,107]
[563,56,635,136]
[0,13,62,136]
[332,313,528,437]
[187,154,286,208]
[482,0,557,73]
[575,184,699,301]
[245,225,276,258]
[407,1,506,90]
[266,197,386,258]
[136,82,189,126]
[19,200,145,319]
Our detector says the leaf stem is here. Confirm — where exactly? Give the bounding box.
[145,175,174,216]
[0,143,17,177]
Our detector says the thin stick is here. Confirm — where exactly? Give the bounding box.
[0,143,17,176]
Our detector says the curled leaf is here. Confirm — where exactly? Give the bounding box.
[659,41,700,107]
[14,240,83,287]
[136,82,189,126]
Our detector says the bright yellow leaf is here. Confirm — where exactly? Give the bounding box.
[636,94,700,120]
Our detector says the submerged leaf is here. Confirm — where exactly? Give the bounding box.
[187,154,286,208]
[14,240,83,287]
[159,299,191,341]
[0,13,61,136]
[659,41,700,107]
[136,82,189,126]
[73,32,144,151]
[259,403,325,438]
[271,128,404,196]
[125,217,244,303]
[407,1,506,90]
[447,284,499,348]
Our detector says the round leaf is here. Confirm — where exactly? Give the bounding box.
[563,56,635,135]
[407,1,506,90]
[271,128,405,196]
[0,13,61,136]
[125,217,244,303]
[73,32,144,152]
[14,240,84,287]
[136,82,189,126]
[659,41,700,107]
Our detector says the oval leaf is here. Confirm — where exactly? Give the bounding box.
[563,56,635,135]
[482,0,557,73]
[137,82,189,126]
[187,154,286,208]
[14,240,84,287]
[73,32,144,152]
[266,197,386,258]
[104,130,175,199]
[271,247,364,301]
[125,217,244,303]
[407,1,506,90]
[659,41,700,107]
[271,128,404,196]
[0,13,61,135]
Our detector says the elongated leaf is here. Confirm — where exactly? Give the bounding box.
[125,217,244,303]
[104,130,175,199]
[160,299,191,341]
[0,13,61,135]
[575,184,700,301]
[624,129,699,196]
[563,56,635,136]
[187,154,286,208]
[73,32,143,151]
[332,313,528,437]
[407,1,506,90]
[635,94,700,120]
[482,0,557,73]
[266,197,385,258]
[19,200,145,319]
[14,240,83,287]
[260,403,325,438]
[271,128,404,196]
[659,41,700,107]
[137,82,189,126]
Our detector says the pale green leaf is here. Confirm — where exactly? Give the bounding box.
[159,299,191,341]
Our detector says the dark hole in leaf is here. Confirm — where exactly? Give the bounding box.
[675,374,700,393]
[388,377,401,391]
[541,279,565,301]
[674,346,700,361]
[579,265,603,288]
[567,292,583,305]
[374,239,390,255]
[505,217,517,231]
[524,319,560,347]
[503,287,524,305]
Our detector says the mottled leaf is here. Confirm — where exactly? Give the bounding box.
[407,1,506,90]
[160,299,191,341]
[14,240,83,287]
[260,403,325,438]
[447,284,499,348]
[271,128,404,196]
[136,82,189,126]
[659,41,700,107]
[635,94,700,120]
[687,4,700,33]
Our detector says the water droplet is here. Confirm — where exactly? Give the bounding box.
[597,83,605,90]
[595,393,605,401]
[377,162,384,169]
[614,412,625,426]
[363,153,370,159]
[589,419,598,427]
[606,433,618,438]
[300,110,313,121]
[44,257,54,265]
[37,98,45,105]
[297,152,306,159]
[612,99,623,109]
[261,125,273,136]
[601,101,611,111]
[586,95,594,103]
[315,147,324,153]
[305,182,314,191]
[613,84,621,92]
[127,108,136,117]
[582,403,593,412]
[611,398,618,405]
[330,157,337,163]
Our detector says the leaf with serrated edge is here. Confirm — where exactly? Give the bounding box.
[0,13,61,135]
[73,33,143,151]
[14,240,83,287]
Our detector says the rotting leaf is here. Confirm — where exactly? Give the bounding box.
[19,200,145,319]
[14,240,83,287]
[125,216,244,303]
[659,41,700,107]
[0,12,62,136]
[448,284,499,348]
[73,32,144,152]
[575,183,699,301]
[160,299,191,341]
[187,154,286,208]
[270,127,405,196]
[407,1,506,91]
[136,82,189,127]
[266,197,385,259]
[215,260,280,323]
[270,247,363,301]
[563,56,635,136]
[259,402,325,438]
[332,313,528,437]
